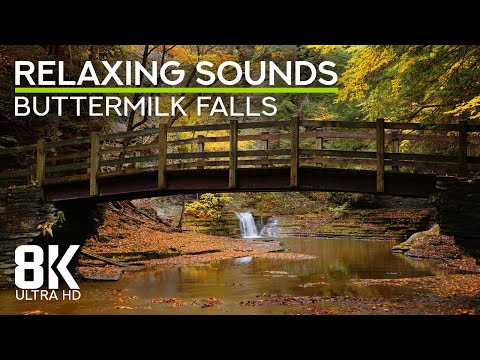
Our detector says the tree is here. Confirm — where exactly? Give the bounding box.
[327,45,480,122]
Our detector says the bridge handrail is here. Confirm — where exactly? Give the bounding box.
[24,130,480,168]
[1,119,478,156]
[1,119,479,194]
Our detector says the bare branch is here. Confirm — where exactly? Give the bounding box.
[400,104,448,121]
[131,114,149,131]
[147,45,160,56]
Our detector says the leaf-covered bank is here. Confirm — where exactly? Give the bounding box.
[393,225,480,272]
[77,200,284,281]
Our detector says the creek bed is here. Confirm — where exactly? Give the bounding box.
[0,236,461,315]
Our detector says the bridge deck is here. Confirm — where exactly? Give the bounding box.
[43,167,437,202]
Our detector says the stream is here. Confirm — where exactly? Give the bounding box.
[0,235,459,314]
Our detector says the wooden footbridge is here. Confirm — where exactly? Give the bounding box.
[1,118,479,202]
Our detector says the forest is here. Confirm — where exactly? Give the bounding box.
[1,45,479,150]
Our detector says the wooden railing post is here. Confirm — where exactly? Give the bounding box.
[89,132,100,196]
[315,127,323,167]
[261,130,269,167]
[391,130,400,172]
[135,150,142,169]
[376,118,385,193]
[229,120,238,189]
[458,119,468,177]
[35,139,46,187]
[290,116,299,187]
[158,124,168,189]
[27,164,35,185]
[197,135,205,169]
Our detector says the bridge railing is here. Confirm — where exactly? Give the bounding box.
[0,119,479,195]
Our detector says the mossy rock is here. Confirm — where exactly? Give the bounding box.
[391,241,413,253]
[391,235,420,253]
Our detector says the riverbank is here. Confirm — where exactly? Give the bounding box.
[232,226,480,315]
[392,225,480,272]
[70,196,480,316]
[77,201,284,281]
[251,273,477,315]
[78,195,435,281]
[291,272,480,315]
[283,226,480,315]
[78,195,434,281]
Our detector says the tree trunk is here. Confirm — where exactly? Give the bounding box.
[90,45,99,62]
[126,45,150,131]
[177,194,186,230]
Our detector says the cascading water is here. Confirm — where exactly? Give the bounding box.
[235,212,262,238]
[260,217,280,238]
[235,212,279,239]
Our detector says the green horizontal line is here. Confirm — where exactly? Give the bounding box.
[15,87,338,94]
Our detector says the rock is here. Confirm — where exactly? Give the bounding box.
[0,274,13,287]
[393,224,468,264]
[391,228,432,253]
[0,136,18,147]
[82,272,123,281]
[353,194,431,209]
[151,195,195,227]
[391,244,410,253]
[0,186,106,288]
[436,177,480,248]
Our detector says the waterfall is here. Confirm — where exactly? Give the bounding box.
[235,212,262,239]
[235,212,279,239]
[260,217,279,238]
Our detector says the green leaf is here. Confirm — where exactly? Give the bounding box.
[57,211,66,224]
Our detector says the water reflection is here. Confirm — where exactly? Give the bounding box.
[233,256,253,265]
[0,237,461,315]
